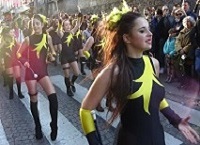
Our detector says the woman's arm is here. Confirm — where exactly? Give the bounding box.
[71,6,82,34]
[160,99,200,144]
[83,36,94,52]
[81,65,112,110]
[71,17,82,35]
[57,19,64,38]
[80,65,116,145]
[47,35,56,55]
[82,36,94,59]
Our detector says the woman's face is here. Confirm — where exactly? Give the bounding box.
[127,17,152,52]
[54,19,59,27]
[186,20,193,29]
[33,18,43,34]
[63,20,71,32]
[183,18,194,29]
[174,11,183,21]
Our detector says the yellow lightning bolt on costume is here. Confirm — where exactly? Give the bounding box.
[33,34,47,58]
[129,56,163,114]
[64,33,74,46]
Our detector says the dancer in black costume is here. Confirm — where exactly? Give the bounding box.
[47,17,62,66]
[79,4,200,145]
[17,14,58,141]
[58,7,82,97]
[0,26,24,99]
[82,17,105,112]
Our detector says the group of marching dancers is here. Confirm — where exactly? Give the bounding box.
[0,5,105,141]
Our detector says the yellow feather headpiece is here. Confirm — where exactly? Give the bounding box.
[106,0,131,31]
[37,14,48,24]
[90,14,99,25]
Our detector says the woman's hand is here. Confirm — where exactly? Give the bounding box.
[24,61,30,68]
[178,116,200,144]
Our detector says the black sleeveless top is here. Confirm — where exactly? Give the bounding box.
[61,32,76,64]
[120,55,166,145]
[28,34,48,74]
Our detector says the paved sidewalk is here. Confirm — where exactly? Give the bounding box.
[159,74,200,111]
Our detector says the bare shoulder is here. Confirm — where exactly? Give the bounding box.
[150,57,160,77]
[97,64,119,81]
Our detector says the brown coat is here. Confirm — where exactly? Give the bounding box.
[175,28,193,54]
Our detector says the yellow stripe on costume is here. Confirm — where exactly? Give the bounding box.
[128,56,164,114]
[159,98,169,110]
[79,108,96,135]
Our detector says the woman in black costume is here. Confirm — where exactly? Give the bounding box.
[47,17,62,66]
[58,7,82,97]
[79,5,200,145]
[17,14,58,141]
[82,18,105,112]
[0,26,24,99]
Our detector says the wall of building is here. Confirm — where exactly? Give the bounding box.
[46,0,197,16]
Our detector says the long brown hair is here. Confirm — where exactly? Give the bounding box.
[103,12,142,123]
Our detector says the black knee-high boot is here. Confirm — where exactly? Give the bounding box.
[30,101,43,140]
[80,57,86,75]
[48,93,58,141]
[71,75,78,92]
[16,77,24,99]
[64,77,73,96]
[2,71,7,87]
[7,76,14,99]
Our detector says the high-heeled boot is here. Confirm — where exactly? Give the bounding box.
[71,75,78,92]
[80,57,86,75]
[64,77,74,96]
[16,77,24,99]
[48,93,58,141]
[2,71,7,87]
[8,76,14,99]
[30,101,43,140]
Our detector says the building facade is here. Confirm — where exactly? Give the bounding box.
[37,0,197,16]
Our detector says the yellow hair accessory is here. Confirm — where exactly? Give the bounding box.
[38,14,48,24]
[90,14,99,24]
[106,0,131,30]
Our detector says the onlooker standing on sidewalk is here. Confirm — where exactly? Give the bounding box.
[157,5,175,74]
[163,28,177,83]
[175,16,197,88]
[182,0,197,20]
